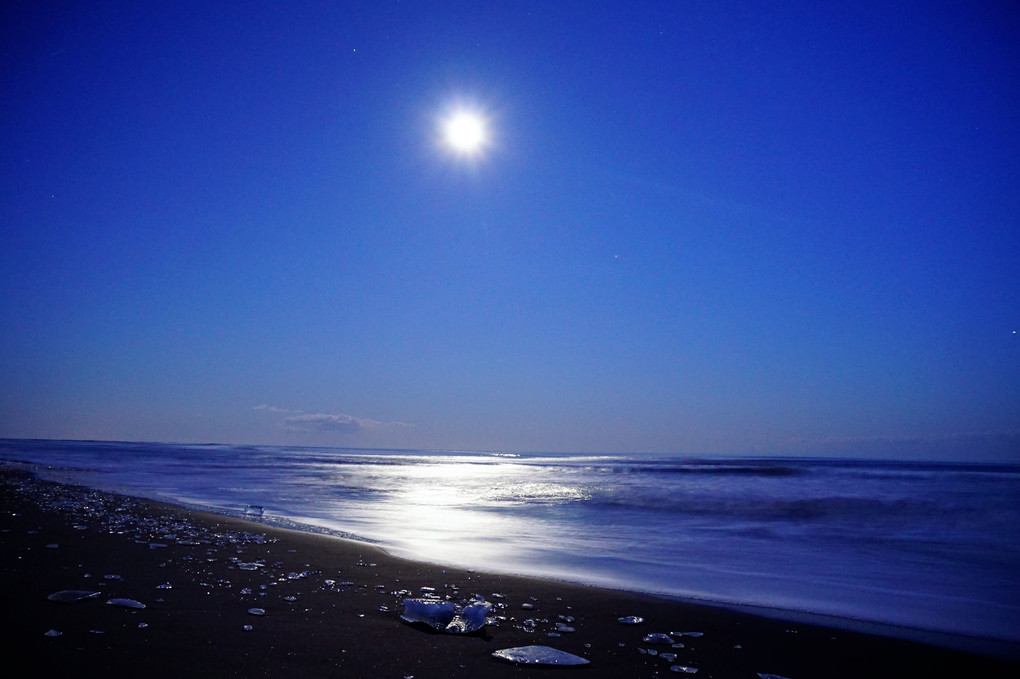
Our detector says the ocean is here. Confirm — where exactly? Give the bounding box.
[2,439,1017,646]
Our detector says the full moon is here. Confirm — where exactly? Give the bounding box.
[443,112,487,154]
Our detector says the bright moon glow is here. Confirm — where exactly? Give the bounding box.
[443,112,487,154]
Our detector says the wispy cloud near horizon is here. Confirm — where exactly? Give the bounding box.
[254,405,412,435]
[252,404,293,414]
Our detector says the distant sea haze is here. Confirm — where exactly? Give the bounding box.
[2,439,1018,645]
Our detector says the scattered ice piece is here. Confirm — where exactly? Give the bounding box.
[400,598,491,634]
[46,543,59,548]
[757,674,791,679]
[492,646,590,666]
[243,624,253,631]
[660,653,677,662]
[237,562,262,571]
[283,596,298,602]
[240,587,252,595]
[618,616,644,624]
[672,632,703,637]
[402,599,454,626]
[671,665,699,674]
[47,590,101,603]
[44,629,61,637]
[107,598,146,609]
[149,543,167,549]
[243,505,264,517]
[643,633,675,645]
[138,622,149,629]
[521,603,534,610]
[248,608,266,616]
[156,582,172,589]
[648,649,659,657]
[103,574,123,580]
[555,622,576,633]
[447,600,492,634]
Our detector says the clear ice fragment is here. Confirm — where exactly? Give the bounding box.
[643,633,675,644]
[107,598,146,609]
[491,646,590,666]
[757,674,791,679]
[400,598,491,634]
[248,607,266,616]
[671,665,699,674]
[44,629,61,637]
[618,616,644,624]
[402,598,454,625]
[243,505,264,517]
[555,622,576,633]
[47,590,102,603]
[447,601,492,634]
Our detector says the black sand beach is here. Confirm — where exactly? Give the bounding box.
[1,466,1016,678]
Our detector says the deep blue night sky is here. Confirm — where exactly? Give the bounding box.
[2,1,1018,459]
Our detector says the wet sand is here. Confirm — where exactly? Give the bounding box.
[1,466,1016,678]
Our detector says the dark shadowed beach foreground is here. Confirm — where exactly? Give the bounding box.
[1,467,1016,679]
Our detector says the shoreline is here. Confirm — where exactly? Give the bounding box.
[2,467,1017,678]
[21,456,1019,653]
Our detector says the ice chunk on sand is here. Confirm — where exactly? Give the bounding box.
[492,646,590,666]
[643,633,675,644]
[401,599,454,626]
[107,598,146,609]
[400,598,491,634]
[47,590,101,603]
[618,616,644,624]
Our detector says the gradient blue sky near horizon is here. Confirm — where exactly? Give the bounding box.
[2,1,1018,460]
